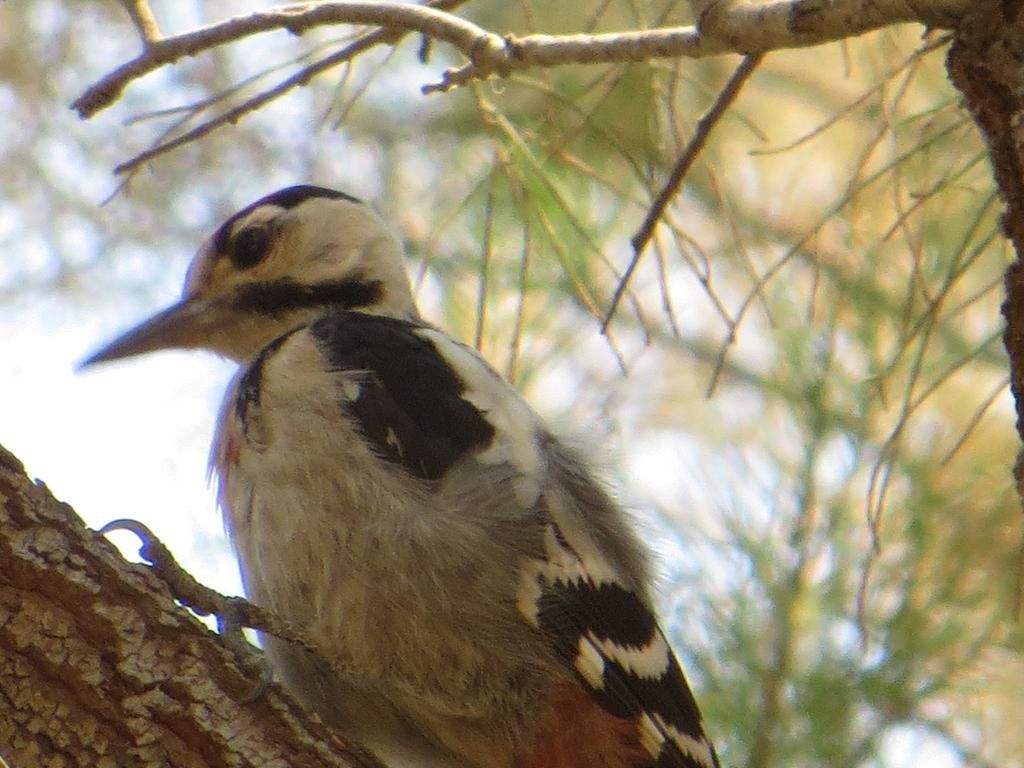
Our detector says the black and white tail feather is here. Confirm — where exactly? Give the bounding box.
[519,452,720,768]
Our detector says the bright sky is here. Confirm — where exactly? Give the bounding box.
[5,295,244,595]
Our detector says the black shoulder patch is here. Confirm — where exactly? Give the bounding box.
[213,185,362,252]
[233,279,383,316]
[310,312,496,481]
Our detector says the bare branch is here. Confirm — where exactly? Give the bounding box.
[425,0,967,93]
[113,45,365,174]
[695,0,964,54]
[603,54,763,332]
[75,0,971,118]
[74,1,499,118]
[111,0,467,174]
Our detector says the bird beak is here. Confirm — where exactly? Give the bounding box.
[79,295,222,368]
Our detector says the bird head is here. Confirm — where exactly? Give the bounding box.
[82,185,419,366]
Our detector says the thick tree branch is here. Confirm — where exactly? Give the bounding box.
[946,0,1024,515]
[0,442,383,768]
[74,0,971,118]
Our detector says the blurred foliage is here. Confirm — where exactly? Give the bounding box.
[2,0,1021,766]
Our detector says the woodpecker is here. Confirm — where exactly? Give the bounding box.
[84,185,720,768]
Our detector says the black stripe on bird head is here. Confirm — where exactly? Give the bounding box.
[233,279,384,316]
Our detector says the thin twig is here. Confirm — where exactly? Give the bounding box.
[706,116,970,397]
[120,0,162,45]
[475,188,494,351]
[602,53,763,332]
[112,0,466,174]
[750,35,951,156]
[125,41,331,125]
[507,218,532,382]
[653,232,681,337]
[940,376,1008,465]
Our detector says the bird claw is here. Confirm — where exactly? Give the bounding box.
[217,595,276,701]
[99,517,270,694]
[236,654,276,704]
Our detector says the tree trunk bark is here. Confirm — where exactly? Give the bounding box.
[0,442,379,768]
[947,0,1024,511]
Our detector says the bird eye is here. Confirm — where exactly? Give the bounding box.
[231,226,271,270]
